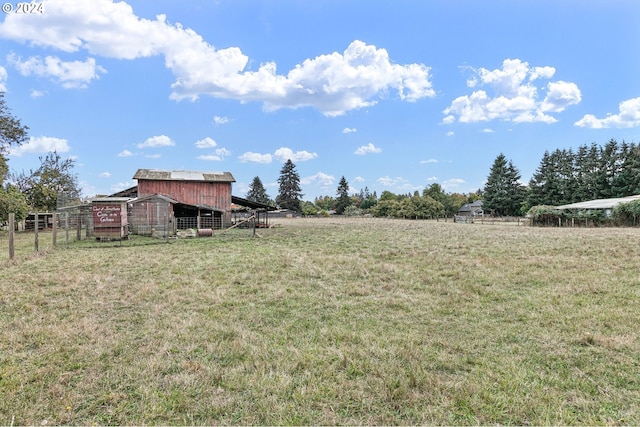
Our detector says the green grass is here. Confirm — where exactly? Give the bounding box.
[1,218,639,425]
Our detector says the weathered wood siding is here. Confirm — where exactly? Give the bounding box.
[138,180,233,225]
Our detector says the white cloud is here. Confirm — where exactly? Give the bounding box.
[0,66,7,91]
[137,135,175,148]
[444,59,581,124]
[145,154,161,158]
[301,172,335,187]
[420,158,438,164]
[342,127,357,133]
[117,149,133,157]
[274,147,317,162]
[8,53,106,89]
[194,137,217,148]
[10,135,70,156]
[30,89,45,98]
[377,176,421,192]
[198,148,231,161]
[354,143,381,155]
[427,176,438,181]
[574,97,640,129]
[111,181,135,193]
[99,172,111,178]
[239,152,272,164]
[481,128,494,133]
[445,131,454,136]
[0,3,434,116]
[213,115,229,125]
[441,178,465,190]
[353,176,365,183]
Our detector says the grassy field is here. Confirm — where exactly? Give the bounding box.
[1,218,639,425]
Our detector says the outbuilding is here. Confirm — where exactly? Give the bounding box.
[133,169,236,229]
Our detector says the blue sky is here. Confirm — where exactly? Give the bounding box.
[1,0,639,201]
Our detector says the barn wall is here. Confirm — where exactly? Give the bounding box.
[138,180,232,226]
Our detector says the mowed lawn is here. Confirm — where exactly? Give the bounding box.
[1,218,639,425]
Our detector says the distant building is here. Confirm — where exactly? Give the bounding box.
[555,195,640,217]
[457,200,484,217]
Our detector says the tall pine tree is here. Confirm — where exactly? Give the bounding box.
[483,153,525,216]
[334,176,351,214]
[246,176,272,205]
[276,159,303,212]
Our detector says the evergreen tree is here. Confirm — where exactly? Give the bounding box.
[246,176,271,205]
[276,159,303,212]
[334,176,351,214]
[483,153,525,216]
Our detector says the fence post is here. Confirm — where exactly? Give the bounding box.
[8,213,15,260]
[34,212,39,252]
[65,212,70,244]
[52,212,57,247]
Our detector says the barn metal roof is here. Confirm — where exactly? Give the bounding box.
[133,169,235,182]
[555,194,640,210]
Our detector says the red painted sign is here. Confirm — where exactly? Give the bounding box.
[93,204,122,226]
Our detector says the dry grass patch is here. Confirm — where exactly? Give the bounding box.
[1,218,639,425]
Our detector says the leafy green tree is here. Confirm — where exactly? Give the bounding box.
[12,151,81,211]
[246,176,272,205]
[314,195,335,211]
[0,92,30,221]
[483,153,525,216]
[275,159,303,212]
[0,92,29,151]
[301,200,319,216]
[334,176,352,214]
[0,183,28,222]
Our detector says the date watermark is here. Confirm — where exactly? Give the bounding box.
[2,2,44,14]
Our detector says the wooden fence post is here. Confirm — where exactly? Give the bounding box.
[34,212,39,252]
[52,212,57,247]
[8,213,14,260]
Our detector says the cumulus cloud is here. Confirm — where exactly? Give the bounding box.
[574,97,640,129]
[354,143,381,155]
[0,1,434,115]
[213,115,229,125]
[111,181,135,193]
[117,149,133,157]
[30,89,45,98]
[7,53,106,88]
[239,152,272,164]
[301,172,335,187]
[274,147,317,162]
[342,127,357,133]
[99,172,111,178]
[353,176,365,183]
[137,135,174,148]
[377,176,421,192]
[11,135,70,156]
[198,148,231,161]
[441,178,465,190]
[194,137,217,148]
[420,159,438,164]
[443,59,581,124]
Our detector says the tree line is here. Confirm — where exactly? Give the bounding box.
[483,139,640,216]
[246,159,482,219]
[251,138,640,220]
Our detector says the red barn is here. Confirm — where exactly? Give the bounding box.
[133,169,236,229]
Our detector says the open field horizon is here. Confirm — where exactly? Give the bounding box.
[1,218,639,425]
